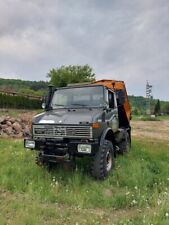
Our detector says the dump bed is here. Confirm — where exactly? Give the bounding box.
[92,79,131,122]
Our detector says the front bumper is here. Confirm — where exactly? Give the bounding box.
[24,138,99,156]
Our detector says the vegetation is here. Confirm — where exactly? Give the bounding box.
[0,93,41,109]
[0,138,169,224]
[47,64,96,87]
[162,102,169,114]
[0,78,48,96]
[129,96,169,115]
[154,99,161,115]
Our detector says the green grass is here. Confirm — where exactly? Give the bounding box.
[0,109,30,117]
[158,114,169,120]
[0,138,169,224]
[132,115,160,121]
[132,114,169,121]
[0,109,42,117]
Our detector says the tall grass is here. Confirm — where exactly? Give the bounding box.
[0,138,169,224]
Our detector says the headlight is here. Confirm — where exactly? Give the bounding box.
[77,144,91,154]
[24,139,35,149]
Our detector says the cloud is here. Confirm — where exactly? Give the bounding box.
[0,0,169,100]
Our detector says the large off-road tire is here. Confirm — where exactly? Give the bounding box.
[91,140,114,179]
[35,154,45,167]
[118,131,131,155]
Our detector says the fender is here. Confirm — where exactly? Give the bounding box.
[99,127,115,146]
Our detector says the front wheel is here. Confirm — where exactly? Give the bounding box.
[35,153,55,169]
[91,140,114,179]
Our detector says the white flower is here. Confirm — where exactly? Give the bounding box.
[132,199,137,205]
[165,212,169,217]
[157,199,162,205]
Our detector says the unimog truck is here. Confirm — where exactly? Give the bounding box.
[24,80,131,179]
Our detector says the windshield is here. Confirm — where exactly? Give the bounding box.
[51,86,105,109]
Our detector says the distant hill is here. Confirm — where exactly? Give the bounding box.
[0,78,48,96]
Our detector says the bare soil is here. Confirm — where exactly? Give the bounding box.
[131,120,169,142]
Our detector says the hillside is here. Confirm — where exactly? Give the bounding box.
[0,78,48,96]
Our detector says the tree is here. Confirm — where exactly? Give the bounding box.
[47,65,96,87]
[154,99,161,115]
[162,102,169,114]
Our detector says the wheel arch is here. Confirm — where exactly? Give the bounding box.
[100,128,116,156]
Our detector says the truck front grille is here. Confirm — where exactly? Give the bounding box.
[33,125,92,139]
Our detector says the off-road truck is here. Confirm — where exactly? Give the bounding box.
[24,80,131,179]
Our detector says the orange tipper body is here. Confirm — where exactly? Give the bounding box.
[92,79,131,122]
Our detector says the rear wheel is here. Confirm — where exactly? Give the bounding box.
[91,140,114,179]
[118,131,131,155]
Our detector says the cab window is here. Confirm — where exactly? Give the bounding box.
[108,91,115,108]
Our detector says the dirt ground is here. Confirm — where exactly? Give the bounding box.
[131,120,169,142]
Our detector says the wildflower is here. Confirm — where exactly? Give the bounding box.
[157,199,162,205]
[132,199,137,205]
[165,212,169,218]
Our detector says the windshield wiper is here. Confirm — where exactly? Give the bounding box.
[51,104,65,107]
[69,103,88,107]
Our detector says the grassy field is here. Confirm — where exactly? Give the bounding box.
[0,137,169,225]
[0,109,41,118]
[131,114,169,121]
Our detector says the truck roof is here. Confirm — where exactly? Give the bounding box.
[92,79,125,90]
[67,79,125,90]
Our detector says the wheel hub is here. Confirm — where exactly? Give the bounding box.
[106,151,112,172]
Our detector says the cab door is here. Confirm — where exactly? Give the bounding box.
[105,90,119,133]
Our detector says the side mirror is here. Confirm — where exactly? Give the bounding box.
[42,102,46,109]
[41,95,47,109]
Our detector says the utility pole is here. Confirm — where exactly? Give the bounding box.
[146,81,153,115]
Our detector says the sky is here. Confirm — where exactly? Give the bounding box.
[0,0,169,100]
